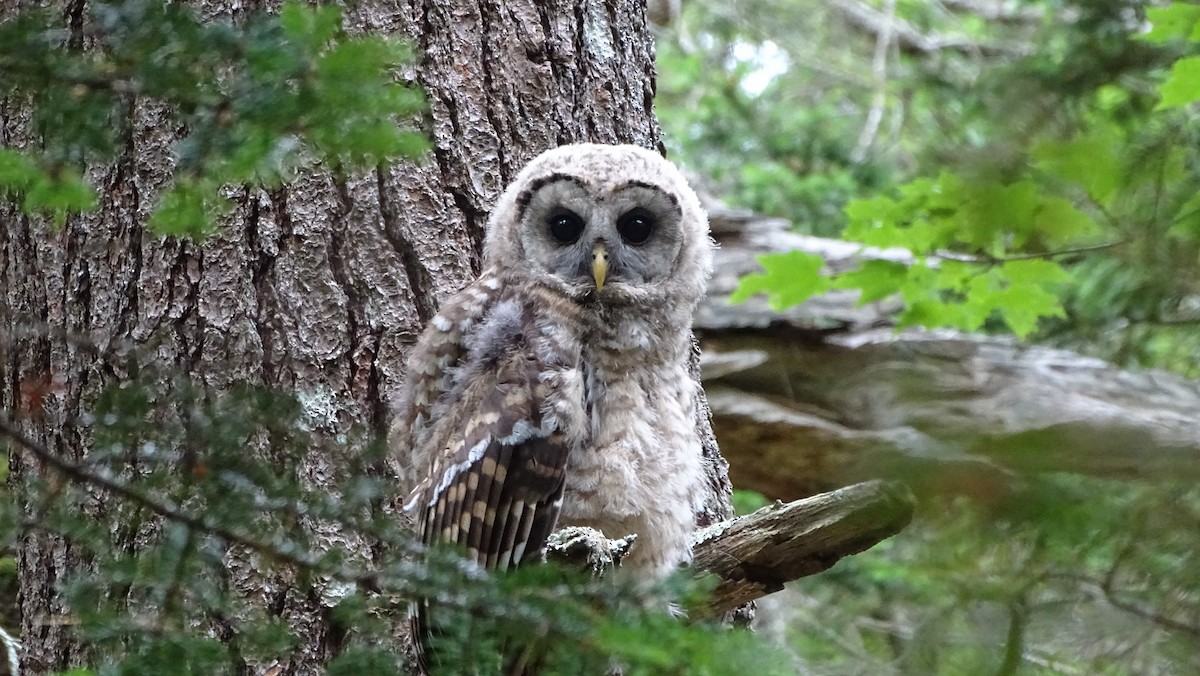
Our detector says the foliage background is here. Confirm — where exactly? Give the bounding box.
[657,0,1200,672]
[2,0,1200,673]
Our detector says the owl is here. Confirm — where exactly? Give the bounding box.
[390,143,713,668]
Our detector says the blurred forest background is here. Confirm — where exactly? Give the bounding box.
[653,0,1200,673]
[2,0,1199,673]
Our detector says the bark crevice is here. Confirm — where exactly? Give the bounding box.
[3,3,739,672]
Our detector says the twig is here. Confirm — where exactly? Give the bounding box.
[1148,314,1200,327]
[826,0,1028,57]
[0,416,325,573]
[4,415,915,627]
[933,240,1127,264]
[851,0,896,163]
[939,0,1045,23]
[0,414,495,611]
[1045,571,1200,640]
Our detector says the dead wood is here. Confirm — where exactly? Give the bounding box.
[697,200,1200,501]
[546,481,915,616]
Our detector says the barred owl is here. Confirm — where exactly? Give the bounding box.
[390,143,713,667]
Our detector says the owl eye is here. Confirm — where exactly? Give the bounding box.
[547,209,585,245]
[616,208,655,245]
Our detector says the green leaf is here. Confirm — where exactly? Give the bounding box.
[1033,127,1122,207]
[24,170,97,224]
[958,180,1039,250]
[898,297,968,331]
[0,0,427,234]
[844,193,902,228]
[894,262,972,329]
[731,250,829,311]
[1031,197,1100,246]
[844,193,913,240]
[279,1,342,50]
[1157,55,1200,109]
[0,150,97,222]
[933,259,976,292]
[842,211,909,248]
[831,259,908,304]
[150,180,227,238]
[1168,190,1200,238]
[1000,258,1069,286]
[965,261,1067,337]
[989,281,1066,338]
[1141,4,1200,43]
[1093,84,1131,112]
[0,149,40,188]
[879,257,1068,337]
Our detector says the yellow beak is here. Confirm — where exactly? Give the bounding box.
[592,243,609,291]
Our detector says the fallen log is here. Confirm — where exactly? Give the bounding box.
[697,201,1200,500]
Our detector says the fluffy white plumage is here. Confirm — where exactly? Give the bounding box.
[389,143,714,667]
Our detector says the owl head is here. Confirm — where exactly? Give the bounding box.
[482,144,713,309]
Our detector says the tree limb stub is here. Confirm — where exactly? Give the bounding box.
[690,480,913,615]
[546,480,914,615]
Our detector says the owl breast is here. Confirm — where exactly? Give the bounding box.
[555,319,705,577]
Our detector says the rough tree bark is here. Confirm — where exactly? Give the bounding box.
[0,1,737,673]
[690,480,912,616]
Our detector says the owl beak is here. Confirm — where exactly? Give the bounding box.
[592,243,609,291]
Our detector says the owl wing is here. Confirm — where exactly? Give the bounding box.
[389,276,501,496]
[404,302,569,571]
[401,290,574,674]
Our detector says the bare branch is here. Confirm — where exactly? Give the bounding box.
[851,0,896,163]
[939,0,1047,24]
[690,480,914,615]
[0,416,328,572]
[544,482,914,616]
[933,240,1129,263]
[542,480,907,614]
[826,0,1029,58]
[1046,572,1200,640]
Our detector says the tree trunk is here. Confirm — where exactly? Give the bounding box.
[0,1,733,672]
